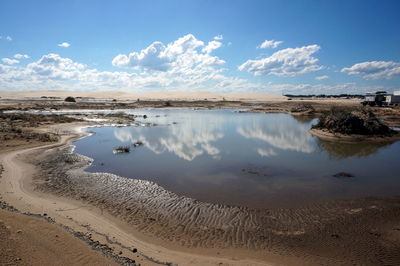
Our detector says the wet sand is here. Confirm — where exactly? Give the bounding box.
[309,128,400,142]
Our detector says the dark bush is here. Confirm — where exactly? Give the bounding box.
[64,96,76,102]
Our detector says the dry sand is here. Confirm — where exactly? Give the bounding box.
[0,90,287,102]
[0,209,119,266]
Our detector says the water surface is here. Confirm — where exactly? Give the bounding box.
[74,109,400,208]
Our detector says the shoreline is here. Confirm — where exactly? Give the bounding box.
[0,122,277,265]
[309,128,400,142]
[1,105,400,265]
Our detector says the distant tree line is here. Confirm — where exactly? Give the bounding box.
[284,94,364,99]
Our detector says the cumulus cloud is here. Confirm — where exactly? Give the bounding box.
[14,54,30,59]
[0,64,12,73]
[257,39,283,49]
[0,52,245,92]
[58,42,71,48]
[239,45,322,77]
[2,58,19,65]
[315,75,329,80]
[341,61,400,80]
[202,40,222,54]
[27,53,85,79]
[112,34,224,72]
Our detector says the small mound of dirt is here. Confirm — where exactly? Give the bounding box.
[313,108,395,136]
[290,104,315,113]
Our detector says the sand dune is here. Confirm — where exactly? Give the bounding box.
[0,90,287,102]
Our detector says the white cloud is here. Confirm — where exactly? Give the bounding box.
[27,53,85,79]
[0,64,12,73]
[0,51,243,92]
[2,58,19,65]
[237,121,314,153]
[112,34,224,74]
[0,36,12,41]
[214,35,223,41]
[315,75,329,80]
[257,148,277,157]
[14,54,30,59]
[113,115,224,161]
[202,40,222,54]
[257,39,283,49]
[0,35,394,95]
[58,42,71,48]
[341,61,400,80]
[239,45,322,77]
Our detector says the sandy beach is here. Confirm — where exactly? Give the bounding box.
[1,92,400,265]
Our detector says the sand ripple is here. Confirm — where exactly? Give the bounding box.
[34,146,400,264]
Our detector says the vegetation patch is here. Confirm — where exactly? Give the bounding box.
[64,96,76,102]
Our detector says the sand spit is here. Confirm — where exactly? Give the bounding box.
[33,144,400,265]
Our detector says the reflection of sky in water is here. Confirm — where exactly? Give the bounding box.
[74,109,400,208]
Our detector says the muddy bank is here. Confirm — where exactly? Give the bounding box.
[33,145,400,265]
[310,107,400,141]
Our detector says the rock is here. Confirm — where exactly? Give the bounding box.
[132,248,137,253]
[16,229,22,234]
[113,146,130,154]
[333,172,354,178]
[133,141,143,147]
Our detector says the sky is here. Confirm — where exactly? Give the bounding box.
[1,0,400,94]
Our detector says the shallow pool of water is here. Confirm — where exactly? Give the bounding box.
[74,109,400,208]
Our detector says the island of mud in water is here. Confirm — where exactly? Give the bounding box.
[310,107,400,142]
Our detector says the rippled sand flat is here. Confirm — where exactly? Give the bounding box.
[33,146,400,265]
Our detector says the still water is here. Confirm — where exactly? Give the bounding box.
[74,109,400,208]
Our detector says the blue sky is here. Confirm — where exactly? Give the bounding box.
[1,0,400,94]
